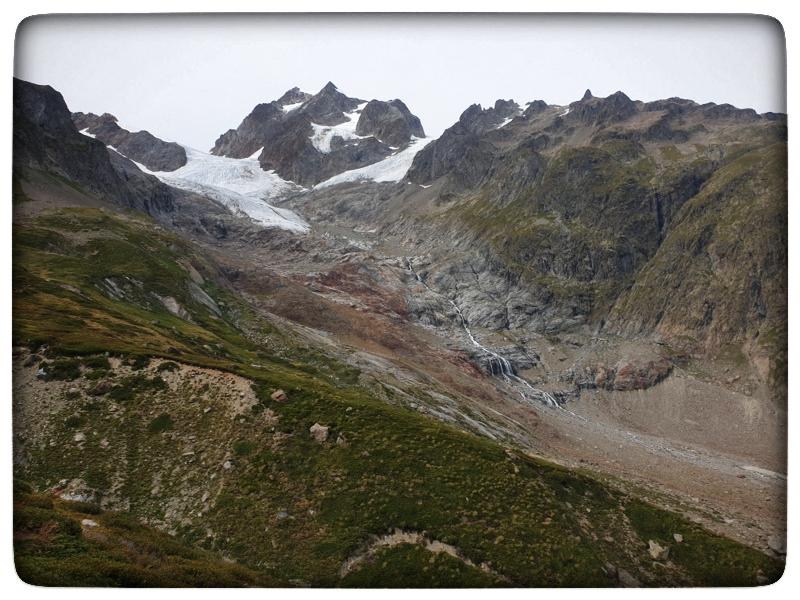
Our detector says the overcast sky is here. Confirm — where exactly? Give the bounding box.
[15,14,785,150]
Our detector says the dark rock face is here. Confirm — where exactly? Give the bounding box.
[407,100,523,188]
[398,89,785,390]
[570,90,637,125]
[210,102,285,159]
[13,78,175,216]
[72,112,187,171]
[522,100,548,117]
[355,99,425,147]
[276,86,312,106]
[210,82,425,187]
[300,81,363,125]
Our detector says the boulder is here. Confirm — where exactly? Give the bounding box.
[613,358,672,391]
[673,533,683,543]
[617,568,641,587]
[647,539,669,560]
[309,423,329,443]
[767,534,786,555]
[23,354,41,367]
[88,380,113,396]
[271,389,288,402]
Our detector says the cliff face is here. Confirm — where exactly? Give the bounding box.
[606,143,787,393]
[13,78,175,216]
[390,90,787,393]
[72,111,187,172]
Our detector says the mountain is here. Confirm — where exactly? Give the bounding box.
[211,82,427,186]
[72,111,187,171]
[394,88,787,379]
[12,77,787,587]
[13,78,175,216]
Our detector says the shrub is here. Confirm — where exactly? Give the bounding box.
[130,355,150,370]
[156,361,179,373]
[64,415,85,428]
[148,413,174,434]
[43,359,82,381]
[60,500,102,515]
[108,374,167,403]
[233,439,255,456]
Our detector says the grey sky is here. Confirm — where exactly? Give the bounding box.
[15,14,785,151]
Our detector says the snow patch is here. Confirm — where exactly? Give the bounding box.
[495,117,514,129]
[79,128,96,139]
[314,137,433,189]
[247,147,263,160]
[559,107,571,117]
[309,102,368,153]
[281,101,304,113]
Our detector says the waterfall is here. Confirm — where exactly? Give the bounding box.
[406,257,560,409]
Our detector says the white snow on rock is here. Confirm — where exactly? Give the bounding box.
[79,128,96,139]
[314,137,433,189]
[559,107,571,117]
[137,147,309,233]
[309,102,368,153]
[281,101,305,113]
[247,146,263,159]
[495,117,514,129]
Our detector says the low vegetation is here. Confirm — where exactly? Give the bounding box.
[13,207,783,586]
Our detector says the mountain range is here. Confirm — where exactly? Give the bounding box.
[12,76,787,587]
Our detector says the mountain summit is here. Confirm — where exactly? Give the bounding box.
[210,83,426,186]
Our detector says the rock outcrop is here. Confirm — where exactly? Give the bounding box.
[13,78,175,216]
[355,99,425,147]
[72,112,187,171]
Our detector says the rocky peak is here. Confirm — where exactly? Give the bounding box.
[211,82,425,186]
[356,98,425,147]
[320,81,339,94]
[642,97,698,115]
[493,99,520,115]
[276,87,312,107]
[571,90,637,125]
[13,79,76,138]
[301,81,364,126]
[14,77,175,215]
[72,111,187,172]
[457,100,522,134]
[522,100,549,117]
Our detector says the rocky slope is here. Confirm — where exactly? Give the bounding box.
[211,82,426,186]
[352,88,787,394]
[13,78,176,217]
[72,111,187,171]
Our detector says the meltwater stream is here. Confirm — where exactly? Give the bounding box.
[405,258,560,409]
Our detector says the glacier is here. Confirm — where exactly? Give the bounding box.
[314,137,433,189]
[137,147,309,233]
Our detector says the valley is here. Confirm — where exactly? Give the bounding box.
[11,77,787,586]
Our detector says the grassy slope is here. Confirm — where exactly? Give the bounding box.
[13,206,782,586]
[608,143,787,391]
[13,485,271,587]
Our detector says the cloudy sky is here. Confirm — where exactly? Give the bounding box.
[15,14,785,150]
